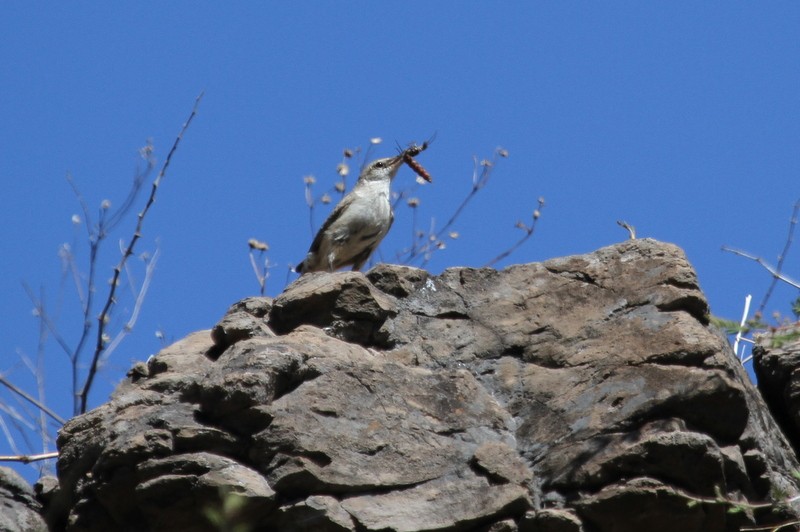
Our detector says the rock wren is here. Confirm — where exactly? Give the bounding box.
[296,155,405,274]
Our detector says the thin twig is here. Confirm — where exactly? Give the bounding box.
[483,198,545,268]
[0,451,59,464]
[399,148,507,266]
[741,519,800,532]
[249,250,265,294]
[734,294,752,362]
[758,199,800,315]
[100,247,160,365]
[21,283,74,362]
[78,91,204,414]
[0,375,66,425]
[104,141,155,231]
[721,246,800,290]
[0,416,23,457]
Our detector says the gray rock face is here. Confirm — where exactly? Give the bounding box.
[49,239,800,531]
[754,326,800,457]
[0,466,47,532]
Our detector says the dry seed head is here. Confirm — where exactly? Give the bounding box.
[101,199,111,210]
[71,214,81,225]
[337,163,349,177]
[303,175,316,185]
[533,210,541,220]
[497,148,509,158]
[334,182,346,193]
[449,232,459,239]
[321,193,332,204]
[370,137,382,145]
[343,148,353,158]
[407,197,420,208]
[248,238,269,251]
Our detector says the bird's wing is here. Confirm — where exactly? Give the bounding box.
[307,195,353,255]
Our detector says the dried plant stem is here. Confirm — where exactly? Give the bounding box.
[78,91,203,414]
[758,199,800,314]
[0,375,65,425]
[0,451,59,464]
[100,247,160,365]
[721,246,800,291]
[483,198,545,268]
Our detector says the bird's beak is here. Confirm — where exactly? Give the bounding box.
[388,155,404,175]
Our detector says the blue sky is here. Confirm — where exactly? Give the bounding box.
[2,3,799,481]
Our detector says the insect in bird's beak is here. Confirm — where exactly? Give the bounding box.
[398,136,434,183]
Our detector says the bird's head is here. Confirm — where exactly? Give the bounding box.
[359,155,404,183]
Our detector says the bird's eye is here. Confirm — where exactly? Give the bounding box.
[375,161,385,168]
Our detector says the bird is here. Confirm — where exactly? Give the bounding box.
[296,155,405,274]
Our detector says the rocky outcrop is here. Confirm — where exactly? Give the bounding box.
[47,239,800,531]
[754,325,800,457]
[0,466,47,531]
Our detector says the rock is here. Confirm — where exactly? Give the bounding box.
[339,474,529,531]
[519,509,583,532]
[472,441,533,485]
[48,239,800,531]
[753,325,800,451]
[269,271,397,345]
[209,297,274,357]
[0,466,47,532]
[572,477,733,532]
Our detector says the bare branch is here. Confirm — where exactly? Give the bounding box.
[758,199,800,314]
[398,147,508,266]
[104,139,155,231]
[66,172,95,240]
[21,282,74,362]
[721,246,800,290]
[0,451,59,464]
[78,91,204,414]
[483,197,545,268]
[100,247,161,364]
[0,375,66,425]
